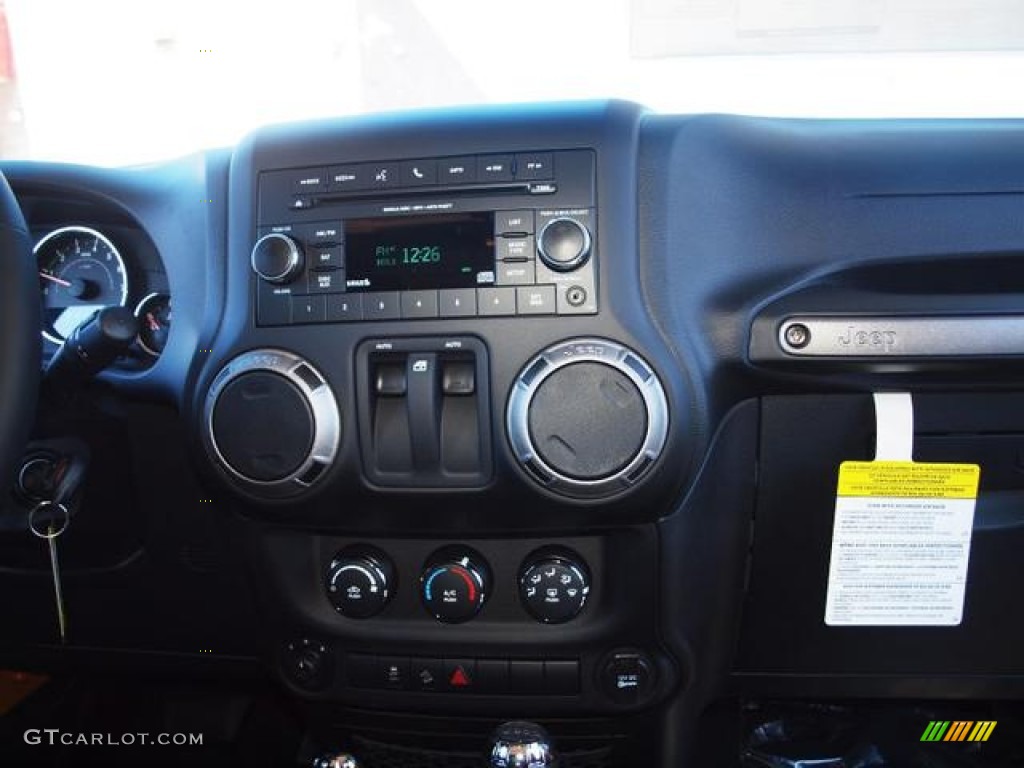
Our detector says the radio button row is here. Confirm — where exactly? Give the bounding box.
[438,288,477,317]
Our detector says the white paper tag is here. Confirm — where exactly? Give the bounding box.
[824,394,980,626]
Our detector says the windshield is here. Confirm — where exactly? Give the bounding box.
[2,0,1023,166]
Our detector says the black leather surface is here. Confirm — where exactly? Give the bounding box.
[0,171,39,493]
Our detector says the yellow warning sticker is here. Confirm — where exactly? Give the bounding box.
[837,461,980,499]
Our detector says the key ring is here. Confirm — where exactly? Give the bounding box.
[28,501,69,540]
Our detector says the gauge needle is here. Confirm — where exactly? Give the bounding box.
[39,271,72,287]
[145,312,161,331]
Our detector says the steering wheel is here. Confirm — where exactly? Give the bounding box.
[0,171,40,492]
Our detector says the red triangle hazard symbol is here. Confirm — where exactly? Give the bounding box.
[449,666,471,687]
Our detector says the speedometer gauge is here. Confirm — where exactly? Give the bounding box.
[35,226,129,343]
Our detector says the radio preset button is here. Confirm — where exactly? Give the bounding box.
[291,295,327,324]
[364,292,401,320]
[440,156,477,184]
[516,286,556,315]
[401,290,439,319]
[326,294,363,322]
[478,287,517,316]
[438,288,477,318]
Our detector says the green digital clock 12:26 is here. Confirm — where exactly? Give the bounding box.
[374,245,442,267]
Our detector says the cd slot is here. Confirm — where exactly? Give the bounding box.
[290,181,556,210]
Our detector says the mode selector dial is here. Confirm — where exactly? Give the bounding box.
[519,551,590,624]
[537,217,591,272]
[251,232,304,284]
[326,547,395,619]
[421,548,490,624]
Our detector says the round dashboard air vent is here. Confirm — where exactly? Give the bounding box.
[506,339,669,499]
[203,349,340,498]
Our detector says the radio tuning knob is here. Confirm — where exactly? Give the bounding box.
[537,217,591,272]
[251,232,304,284]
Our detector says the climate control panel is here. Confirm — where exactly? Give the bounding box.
[322,544,589,626]
[272,530,671,712]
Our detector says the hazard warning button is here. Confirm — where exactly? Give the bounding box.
[444,658,477,691]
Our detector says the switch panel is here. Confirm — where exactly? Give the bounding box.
[356,337,492,487]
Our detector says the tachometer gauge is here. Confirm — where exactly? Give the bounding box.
[134,293,172,357]
[35,226,128,344]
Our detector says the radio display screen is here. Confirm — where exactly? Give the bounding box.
[343,212,496,292]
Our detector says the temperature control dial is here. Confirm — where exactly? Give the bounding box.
[421,549,490,623]
[519,551,590,624]
[251,233,304,284]
[325,547,395,619]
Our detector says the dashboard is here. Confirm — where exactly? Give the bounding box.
[2,101,1024,766]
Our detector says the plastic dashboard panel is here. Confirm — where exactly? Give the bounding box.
[1,104,1024,765]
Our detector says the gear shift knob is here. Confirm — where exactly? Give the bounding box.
[488,721,558,767]
[312,754,359,768]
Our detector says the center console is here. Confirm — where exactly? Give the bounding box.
[190,102,697,740]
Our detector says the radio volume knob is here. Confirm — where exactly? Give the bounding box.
[251,233,304,284]
[537,217,591,272]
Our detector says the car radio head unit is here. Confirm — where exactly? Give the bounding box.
[251,149,598,325]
